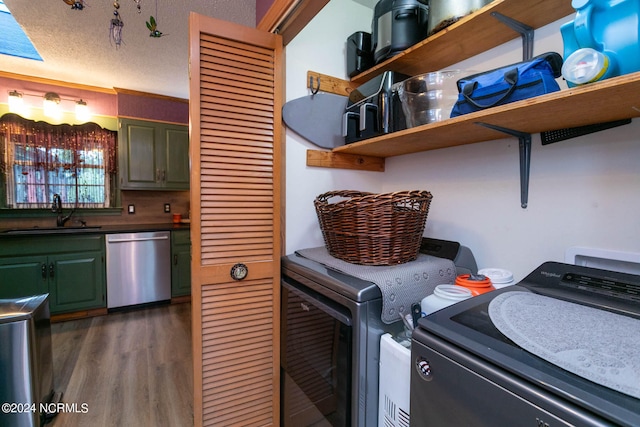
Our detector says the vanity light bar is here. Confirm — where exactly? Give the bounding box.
[6,90,92,122]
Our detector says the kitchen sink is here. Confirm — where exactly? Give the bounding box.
[1,226,103,235]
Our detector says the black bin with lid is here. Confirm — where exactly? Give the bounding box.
[346,31,374,77]
[372,0,429,64]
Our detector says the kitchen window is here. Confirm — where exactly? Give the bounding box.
[0,113,117,209]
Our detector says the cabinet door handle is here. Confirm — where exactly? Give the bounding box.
[49,263,55,278]
[162,169,166,182]
[41,263,47,279]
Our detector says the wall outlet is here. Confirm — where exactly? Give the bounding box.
[164,203,171,213]
[128,204,135,214]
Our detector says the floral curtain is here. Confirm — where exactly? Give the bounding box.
[0,113,117,208]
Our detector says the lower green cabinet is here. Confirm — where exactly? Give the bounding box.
[0,230,189,312]
[0,255,49,299]
[0,235,106,314]
[48,251,105,313]
[171,229,191,297]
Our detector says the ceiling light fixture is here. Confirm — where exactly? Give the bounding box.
[43,92,62,119]
[75,99,90,122]
[6,90,91,122]
[7,90,24,113]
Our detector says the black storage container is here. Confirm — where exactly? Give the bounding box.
[346,31,374,77]
[343,71,408,144]
[372,0,429,64]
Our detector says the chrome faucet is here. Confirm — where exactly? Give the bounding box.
[51,193,74,227]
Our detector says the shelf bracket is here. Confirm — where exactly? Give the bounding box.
[491,12,534,61]
[476,122,532,209]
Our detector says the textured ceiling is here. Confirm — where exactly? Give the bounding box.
[2,0,256,99]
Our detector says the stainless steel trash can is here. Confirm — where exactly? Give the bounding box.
[0,294,55,427]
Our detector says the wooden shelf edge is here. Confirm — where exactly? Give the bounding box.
[331,72,640,159]
[307,150,385,172]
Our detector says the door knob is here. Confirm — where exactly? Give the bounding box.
[230,263,248,281]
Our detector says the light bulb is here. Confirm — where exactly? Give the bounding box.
[43,92,62,120]
[75,99,91,122]
[8,90,24,113]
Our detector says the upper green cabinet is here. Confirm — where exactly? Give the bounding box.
[118,118,190,190]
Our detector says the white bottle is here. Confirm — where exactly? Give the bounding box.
[478,268,514,289]
[421,284,472,316]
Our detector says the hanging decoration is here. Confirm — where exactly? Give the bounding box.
[107,0,165,47]
[146,0,164,37]
[109,0,124,48]
[63,0,85,10]
[146,15,163,38]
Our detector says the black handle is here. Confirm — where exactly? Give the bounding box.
[49,263,55,278]
[462,68,519,109]
[395,7,418,19]
[411,302,422,328]
[41,263,47,279]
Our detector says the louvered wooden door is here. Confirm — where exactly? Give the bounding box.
[189,13,283,427]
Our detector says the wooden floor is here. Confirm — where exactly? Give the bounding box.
[49,302,193,427]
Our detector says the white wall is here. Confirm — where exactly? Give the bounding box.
[285,1,640,281]
[285,0,384,252]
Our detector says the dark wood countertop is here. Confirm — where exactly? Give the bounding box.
[0,222,190,238]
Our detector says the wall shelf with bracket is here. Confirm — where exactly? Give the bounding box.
[326,72,640,158]
[303,0,640,207]
[307,72,640,206]
[351,0,574,84]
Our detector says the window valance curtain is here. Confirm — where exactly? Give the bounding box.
[0,113,117,208]
[0,113,117,175]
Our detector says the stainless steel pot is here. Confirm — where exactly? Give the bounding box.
[427,0,493,36]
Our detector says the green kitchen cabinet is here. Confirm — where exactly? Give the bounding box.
[0,235,106,314]
[118,118,190,190]
[0,255,49,299]
[171,229,191,297]
[48,251,105,313]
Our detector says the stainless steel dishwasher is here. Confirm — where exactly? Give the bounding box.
[106,231,171,309]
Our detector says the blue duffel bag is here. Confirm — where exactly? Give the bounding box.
[450,52,564,117]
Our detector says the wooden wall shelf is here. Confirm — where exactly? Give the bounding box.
[305,0,639,208]
[306,0,580,171]
[308,72,640,207]
[328,72,640,159]
[351,0,574,84]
